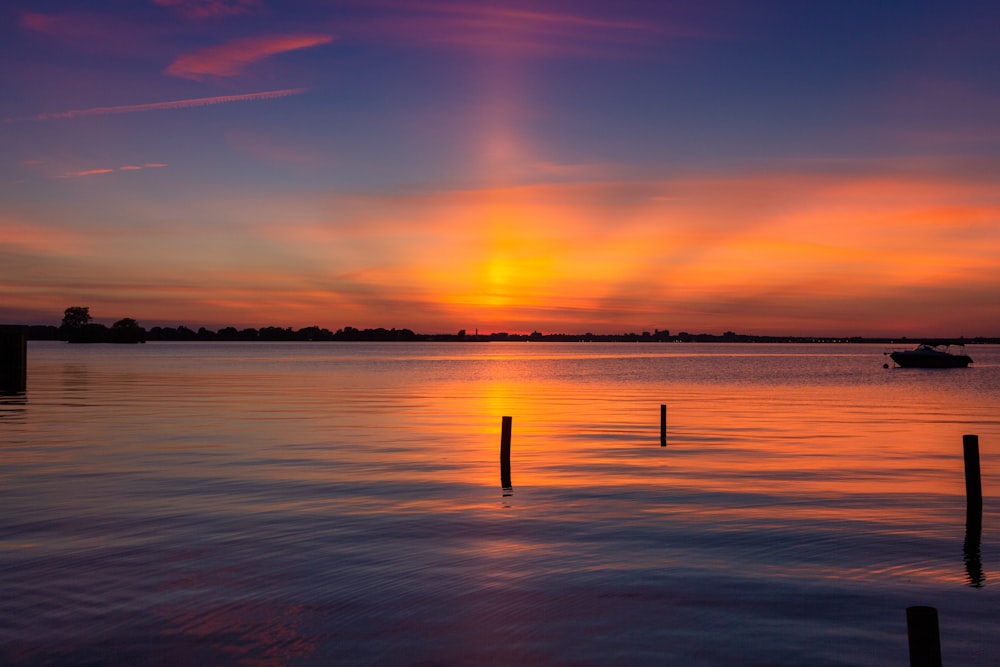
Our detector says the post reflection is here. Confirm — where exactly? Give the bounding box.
[0,393,27,421]
[964,504,985,588]
[4,342,1000,665]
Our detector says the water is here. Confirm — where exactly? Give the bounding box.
[2,342,999,665]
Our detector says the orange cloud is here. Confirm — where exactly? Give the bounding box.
[0,217,94,257]
[165,34,335,80]
[4,161,999,335]
[259,167,1000,334]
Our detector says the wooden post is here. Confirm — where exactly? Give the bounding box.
[660,404,667,446]
[963,434,983,508]
[0,325,28,393]
[906,606,942,667]
[500,416,512,492]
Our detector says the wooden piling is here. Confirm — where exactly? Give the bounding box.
[500,416,512,491]
[0,325,28,393]
[906,606,942,667]
[963,434,983,508]
[660,404,667,446]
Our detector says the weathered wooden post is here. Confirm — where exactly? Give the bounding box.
[0,325,28,393]
[500,416,512,492]
[906,606,942,667]
[660,404,667,446]
[963,434,983,508]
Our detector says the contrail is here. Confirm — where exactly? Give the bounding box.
[8,88,308,122]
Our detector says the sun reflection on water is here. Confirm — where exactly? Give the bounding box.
[2,342,998,664]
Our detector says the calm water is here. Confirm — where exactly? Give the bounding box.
[2,342,999,665]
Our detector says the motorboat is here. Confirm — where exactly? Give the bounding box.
[885,343,973,368]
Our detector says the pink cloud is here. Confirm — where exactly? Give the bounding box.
[0,219,94,256]
[15,88,306,122]
[152,0,262,19]
[56,164,168,179]
[346,3,693,58]
[165,34,335,80]
[226,129,327,165]
[19,10,161,57]
[19,12,61,33]
[60,168,115,178]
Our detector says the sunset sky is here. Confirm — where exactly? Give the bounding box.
[2,0,999,336]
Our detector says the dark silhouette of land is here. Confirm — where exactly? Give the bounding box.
[0,324,28,392]
[20,308,999,344]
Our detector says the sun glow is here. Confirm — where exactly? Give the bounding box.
[6,164,1000,334]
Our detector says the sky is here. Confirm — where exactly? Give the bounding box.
[2,0,999,336]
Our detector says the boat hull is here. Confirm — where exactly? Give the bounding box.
[889,351,972,368]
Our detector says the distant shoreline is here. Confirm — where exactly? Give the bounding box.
[21,324,1000,345]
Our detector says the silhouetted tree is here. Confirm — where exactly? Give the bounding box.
[297,326,333,341]
[259,326,296,341]
[336,326,360,340]
[61,306,108,342]
[108,318,146,344]
[61,306,91,330]
[79,323,109,342]
[148,326,171,340]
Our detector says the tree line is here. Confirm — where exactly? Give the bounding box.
[26,307,423,343]
[23,306,998,344]
[27,307,682,343]
[30,308,669,343]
